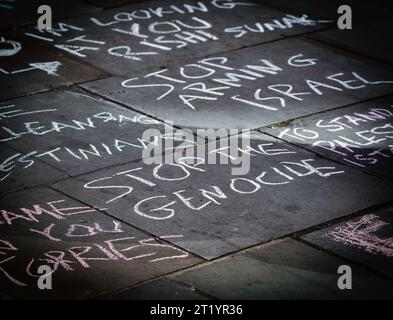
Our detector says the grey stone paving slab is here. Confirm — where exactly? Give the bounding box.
[310,18,393,65]
[0,89,198,193]
[263,95,393,182]
[0,0,99,30]
[81,37,393,130]
[303,206,393,278]
[0,145,67,197]
[171,238,393,299]
[21,0,331,76]
[52,132,393,259]
[103,278,209,300]
[0,31,107,101]
[255,0,393,22]
[0,187,201,299]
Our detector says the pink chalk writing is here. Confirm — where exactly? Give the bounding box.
[0,234,188,287]
[0,199,105,226]
[327,214,393,257]
[0,197,191,289]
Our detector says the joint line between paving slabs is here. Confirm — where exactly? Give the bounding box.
[47,184,209,262]
[157,199,393,278]
[294,237,393,281]
[305,34,393,69]
[259,124,393,184]
[260,92,393,131]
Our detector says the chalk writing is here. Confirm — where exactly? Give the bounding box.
[0,61,62,76]
[276,105,393,169]
[120,53,393,111]
[23,0,326,67]
[81,141,344,219]
[0,197,189,288]
[0,133,196,183]
[0,109,160,142]
[0,104,57,120]
[0,36,21,56]
[0,98,200,184]
[328,214,393,257]
[0,0,14,10]
[0,199,103,225]
[224,14,331,38]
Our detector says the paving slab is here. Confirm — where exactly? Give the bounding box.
[263,95,393,182]
[0,31,107,101]
[0,0,99,30]
[0,89,197,192]
[0,144,67,197]
[171,238,393,299]
[255,0,393,22]
[0,187,201,299]
[303,206,393,278]
[102,278,209,300]
[52,132,393,259]
[21,0,331,76]
[81,37,393,130]
[310,18,393,65]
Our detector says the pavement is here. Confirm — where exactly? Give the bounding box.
[1,0,393,299]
